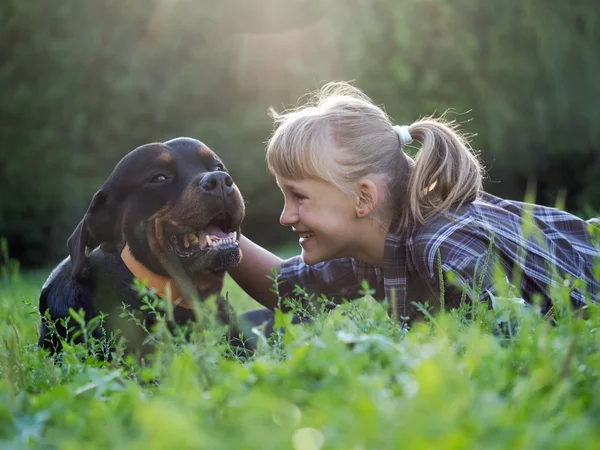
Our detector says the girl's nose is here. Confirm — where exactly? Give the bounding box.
[280,201,298,226]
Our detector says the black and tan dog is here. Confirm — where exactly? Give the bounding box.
[38,137,262,355]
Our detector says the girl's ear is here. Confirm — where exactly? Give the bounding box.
[355,179,380,217]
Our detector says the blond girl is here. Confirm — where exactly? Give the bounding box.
[231,82,599,323]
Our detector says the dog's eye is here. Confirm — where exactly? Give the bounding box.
[150,174,168,183]
[215,164,224,172]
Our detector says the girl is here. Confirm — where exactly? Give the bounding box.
[230,82,599,324]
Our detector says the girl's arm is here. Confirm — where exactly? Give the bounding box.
[230,236,371,311]
[229,235,283,310]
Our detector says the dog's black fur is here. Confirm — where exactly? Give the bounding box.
[38,137,264,356]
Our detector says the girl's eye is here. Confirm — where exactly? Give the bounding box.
[293,192,307,201]
[150,174,168,183]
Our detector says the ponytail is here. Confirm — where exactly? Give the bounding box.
[263,80,482,236]
[397,117,483,233]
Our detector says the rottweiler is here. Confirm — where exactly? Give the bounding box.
[38,137,269,356]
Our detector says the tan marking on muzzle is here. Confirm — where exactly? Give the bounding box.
[146,216,169,268]
[141,196,230,307]
[145,214,224,305]
[191,270,225,298]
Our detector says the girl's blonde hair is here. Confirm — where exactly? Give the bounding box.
[266,81,483,234]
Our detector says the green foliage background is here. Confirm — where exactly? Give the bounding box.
[1,0,599,266]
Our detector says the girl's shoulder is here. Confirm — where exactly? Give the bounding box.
[399,193,517,269]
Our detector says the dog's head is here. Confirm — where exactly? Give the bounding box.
[68,137,245,292]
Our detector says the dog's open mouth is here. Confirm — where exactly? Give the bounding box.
[166,212,239,258]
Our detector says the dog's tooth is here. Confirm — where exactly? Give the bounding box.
[189,233,199,244]
[206,235,213,246]
[232,231,237,241]
[183,234,190,248]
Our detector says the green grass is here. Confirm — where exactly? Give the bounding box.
[2,255,600,449]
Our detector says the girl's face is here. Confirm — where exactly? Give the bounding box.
[276,176,359,265]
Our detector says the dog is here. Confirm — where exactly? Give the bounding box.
[38,137,252,356]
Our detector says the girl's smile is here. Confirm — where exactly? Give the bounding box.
[295,229,315,246]
[276,176,390,267]
[277,176,357,264]
[230,80,600,328]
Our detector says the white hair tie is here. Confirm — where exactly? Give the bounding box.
[393,125,413,146]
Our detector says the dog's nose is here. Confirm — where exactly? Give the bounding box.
[199,172,234,197]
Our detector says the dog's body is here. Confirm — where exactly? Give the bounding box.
[38,137,251,355]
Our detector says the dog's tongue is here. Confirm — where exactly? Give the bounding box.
[204,224,229,238]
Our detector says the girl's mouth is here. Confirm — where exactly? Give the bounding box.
[298,231,315,245]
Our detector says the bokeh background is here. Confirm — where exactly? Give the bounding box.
[1,0,599,268]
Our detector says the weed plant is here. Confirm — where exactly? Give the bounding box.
[1,233,600,449]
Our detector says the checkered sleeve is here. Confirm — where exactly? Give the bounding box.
[411,224,501,309]
[403,193,599,315]
[277,256,366,305]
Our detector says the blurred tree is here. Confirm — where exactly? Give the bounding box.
[321,0,600,208]
[0,0,598,266]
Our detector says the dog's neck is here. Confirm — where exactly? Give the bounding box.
[120,244,194,310]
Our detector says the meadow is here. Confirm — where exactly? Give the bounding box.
[2,1,599,448]
[1,242,600,450]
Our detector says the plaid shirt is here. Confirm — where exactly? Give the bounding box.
[278,192,600,321]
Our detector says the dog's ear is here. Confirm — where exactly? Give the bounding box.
[68,189,119,279]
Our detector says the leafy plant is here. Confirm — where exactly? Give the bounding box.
[1,255,600,449]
